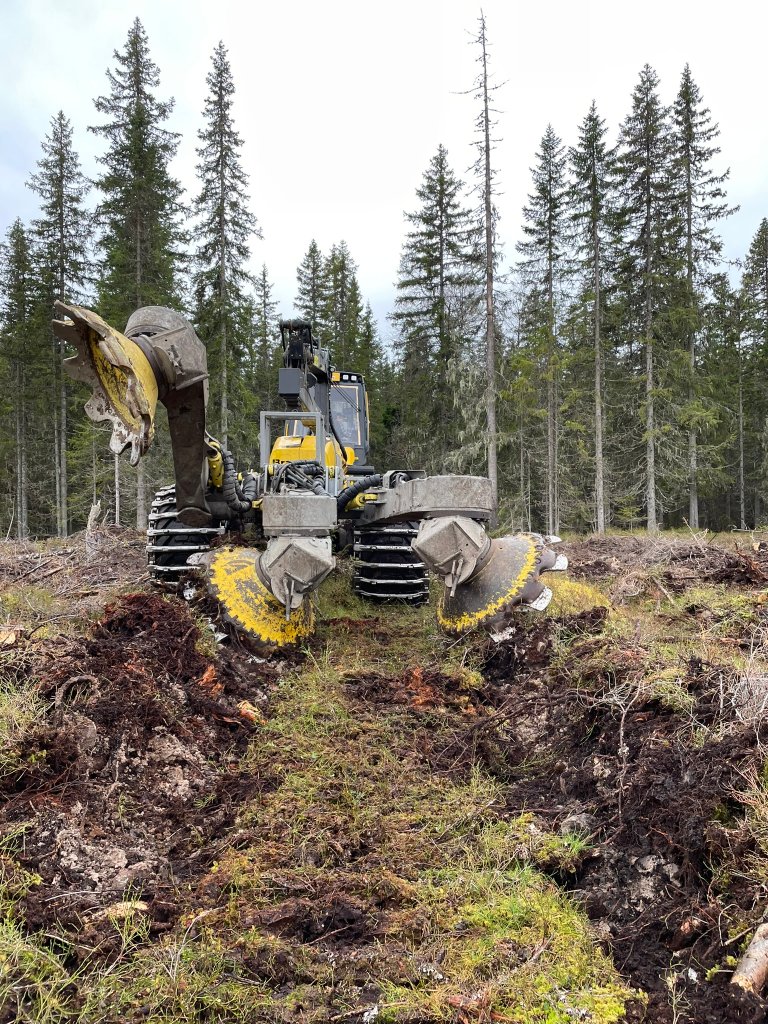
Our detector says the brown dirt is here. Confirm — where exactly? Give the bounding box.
[4,534,768,1021]
[567,534,768,600]
[1,591,288,956]
[477,608,768,1024]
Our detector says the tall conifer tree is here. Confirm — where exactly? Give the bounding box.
[672,64,733,527]
[91,18,183,321]
[323,241,360,368]
[518,124,569,534]
[27,111,92,536]
[569,103,614,534]
[614,65,678,532]
[391,145,477,467]
[0,221,35,538]
[743,219,768,344]
[251,264,279,409]
[91,18,185,527]
[295,240,328,339]
[193,40,261,449]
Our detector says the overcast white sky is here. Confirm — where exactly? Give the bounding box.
[1,0,766,341]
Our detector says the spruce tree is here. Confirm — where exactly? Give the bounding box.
[703,276,745,526]
[27,110,92,536]
[743,219,768,344]
[250,264,280,409]
[295,240,328,339]
[742,220,768,520]
[391,145,477,468]
[671,64,733,527]
[392,146,476,364]
[569,102,613,534]
[0,221,34,538]
[193,40,261,449]
[614,65,678,532]
[91,18,184,321]
[90,18,185,527]
[356,301,386,456]
[323,241,361,368]
[517,124,569,534]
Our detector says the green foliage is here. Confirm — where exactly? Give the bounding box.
[390,145,481,471]
[91,17,184,323]
[192,40,261,448]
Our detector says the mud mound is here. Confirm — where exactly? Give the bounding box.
[480,610,767,1023]
[1,593,281,947]
[566,535,768,597]
[345,665,481,713]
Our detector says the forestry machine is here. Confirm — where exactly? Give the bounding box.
[53,301,566,646]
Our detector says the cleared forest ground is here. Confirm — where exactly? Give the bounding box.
[2,530,768,1022]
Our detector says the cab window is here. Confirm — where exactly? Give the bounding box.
[330,384,361,446]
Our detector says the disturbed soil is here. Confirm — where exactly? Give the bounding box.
[481,610,765,1023]
[1,592,286,955]
[3,531,768,1021]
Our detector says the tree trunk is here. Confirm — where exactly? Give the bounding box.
[554,364,560,534]
[594,223,605,535]
[644,184,657,533]
[685,150,699,528]
[15,360,27,540]
[134,215,146,524]
[738,335,746,530]
[52,337,62,537]
[15,382,23,541]
[136,460,147,531]
[645,330,656,533]
[519,414,526,527]
[61,372,68,536]
[546,374,555,535]
[479,18,497,523]
[220,145,229,449]
[92,434,97,508]
[114,454,121,526]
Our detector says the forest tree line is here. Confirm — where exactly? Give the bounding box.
[1,16,766,538]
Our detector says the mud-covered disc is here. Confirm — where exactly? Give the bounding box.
[200,547,314,646]
[437,534,552,636]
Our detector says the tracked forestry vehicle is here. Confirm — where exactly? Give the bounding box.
[53,301,566,645]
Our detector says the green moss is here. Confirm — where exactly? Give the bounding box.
[378,869,630,1023]
[0,676,45,778]
[546,576,611,616]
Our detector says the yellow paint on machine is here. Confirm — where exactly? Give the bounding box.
[436,536,539,633]
[82,310,158,435]
[206,439,225,489]
[269,435,348,473]
[206,547,314,646]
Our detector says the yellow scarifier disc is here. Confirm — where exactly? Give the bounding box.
[55,302,159,465]
[203,547,314,646]
[437,534,553,635]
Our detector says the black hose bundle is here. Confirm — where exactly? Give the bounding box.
[222,450,253,513]
[337,473,382,513]
[272,460,328,496]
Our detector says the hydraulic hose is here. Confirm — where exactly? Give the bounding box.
[272,460,328,496]
[222,450,252,513]
[337,473,382,513]
[241,472,259,502]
